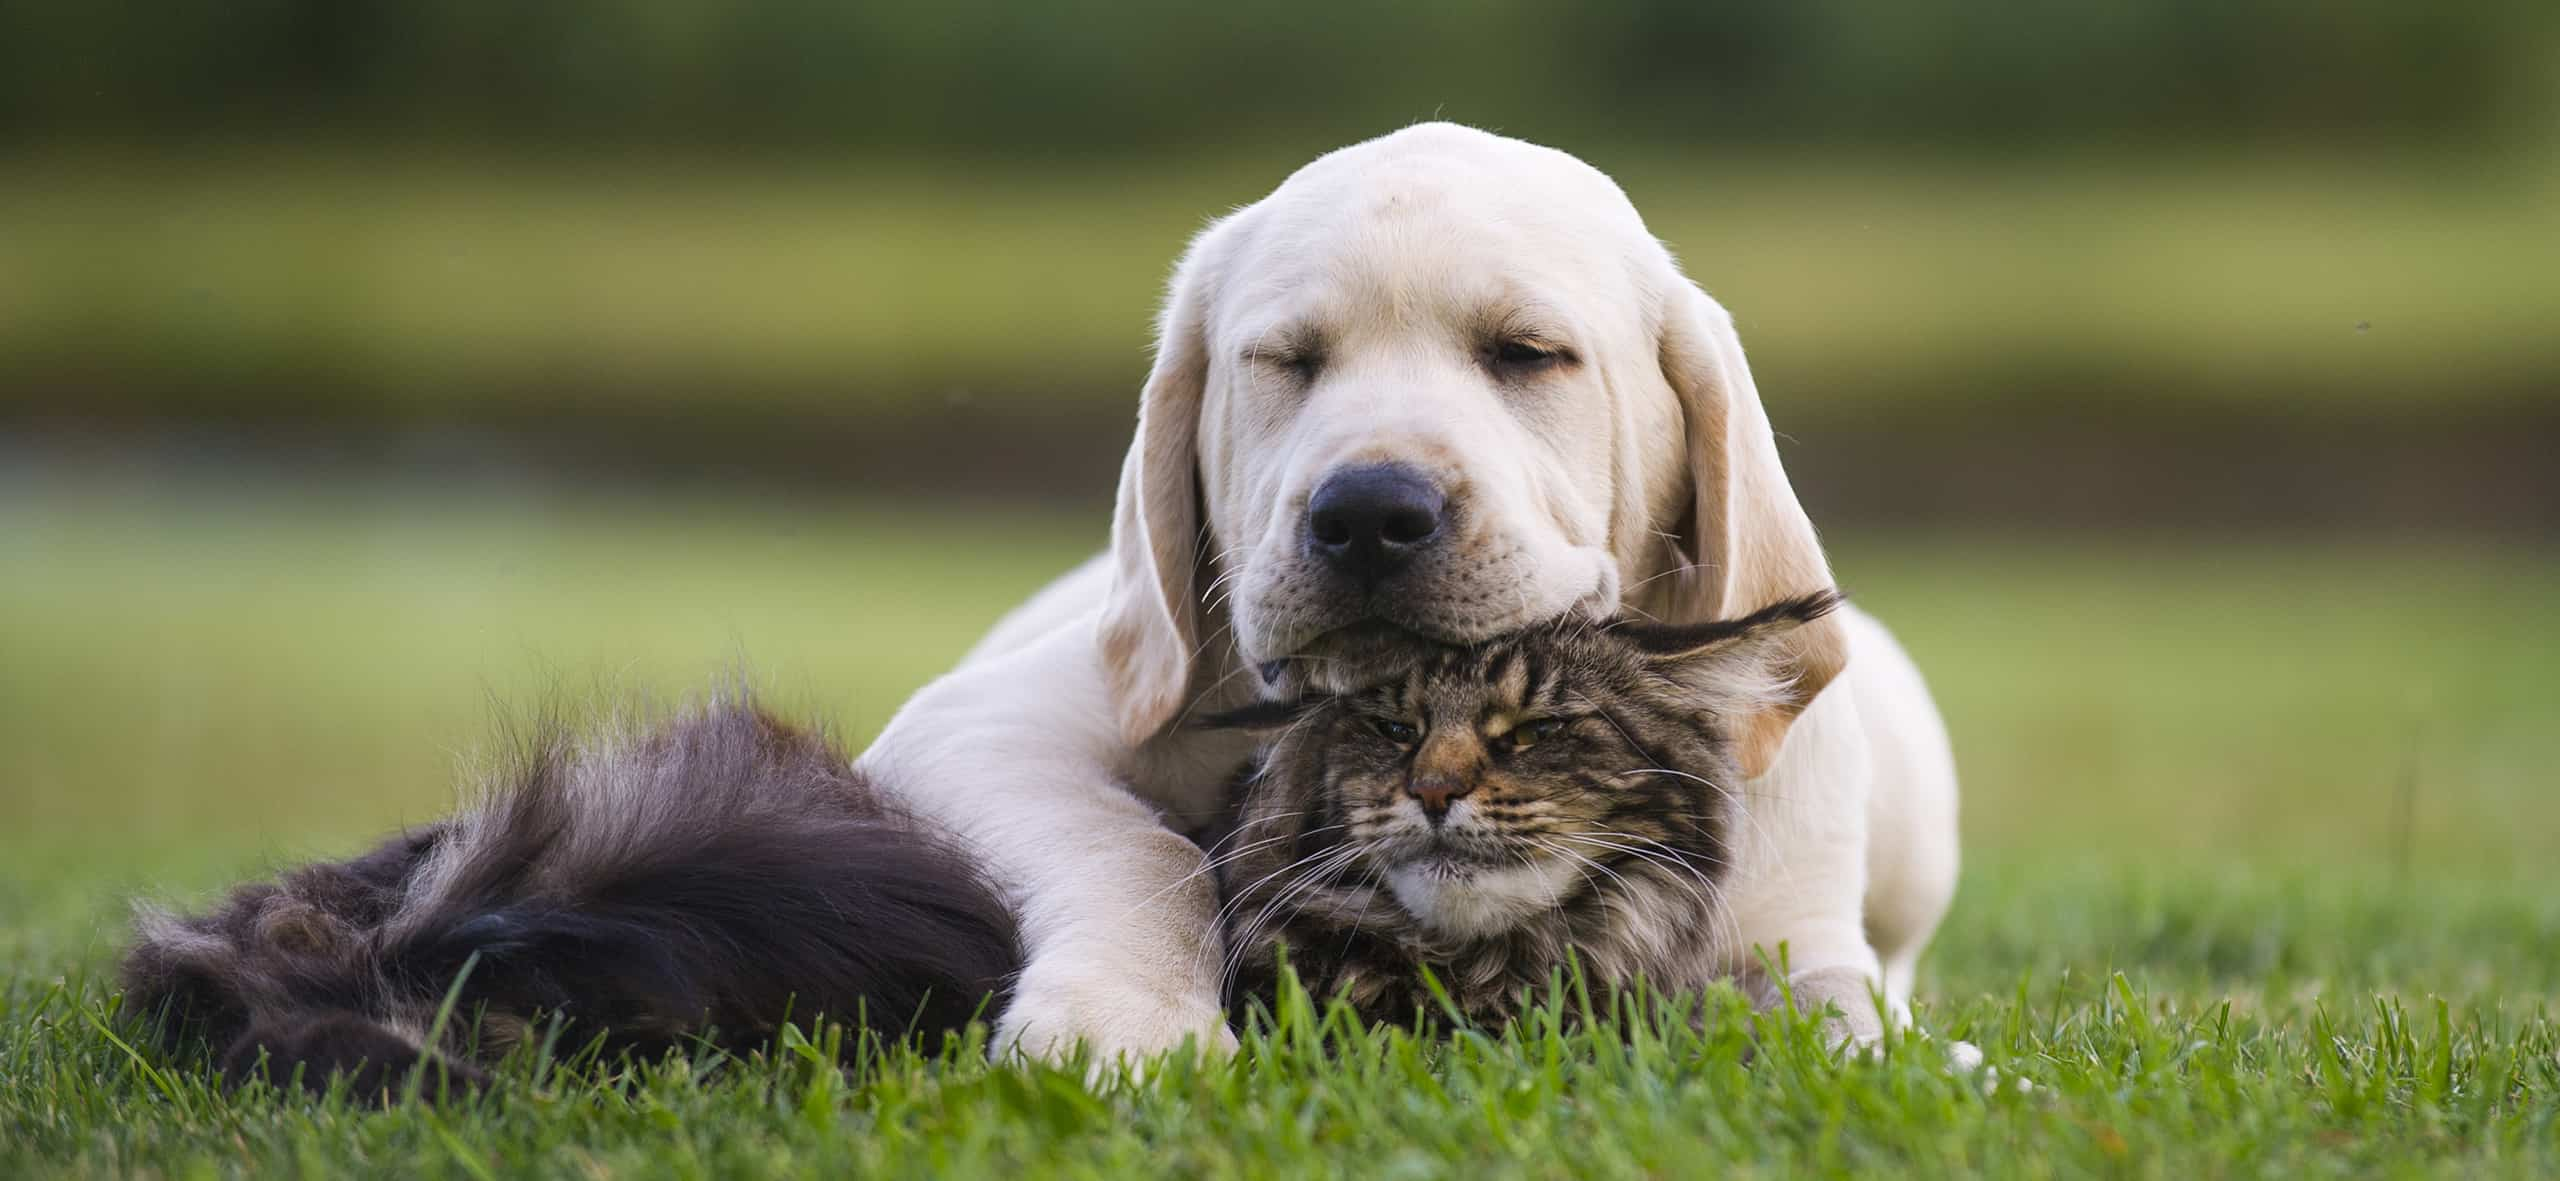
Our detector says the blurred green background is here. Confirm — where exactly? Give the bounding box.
[3,1,2556,986]
[8,0,2558,467]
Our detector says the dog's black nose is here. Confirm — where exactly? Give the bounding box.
[1306,463,1446,584]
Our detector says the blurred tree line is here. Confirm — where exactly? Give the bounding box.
[6,0,2551,152]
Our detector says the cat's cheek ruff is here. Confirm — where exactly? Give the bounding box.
[1383,856,1586,940]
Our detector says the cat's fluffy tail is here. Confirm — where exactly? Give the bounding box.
[121,700,1020,1096]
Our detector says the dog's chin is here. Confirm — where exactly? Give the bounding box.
[1251,601,1572,694]
[1289,620,1443,693]
[1242,557,1618,693]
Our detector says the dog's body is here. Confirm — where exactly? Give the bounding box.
[862,123,1960,1059]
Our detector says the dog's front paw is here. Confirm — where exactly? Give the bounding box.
[994,949,1236,1070]
[1767,964,1888,1051]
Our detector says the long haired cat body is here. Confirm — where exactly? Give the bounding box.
[120,703,1020,1097]
[1210,592,1841,1026]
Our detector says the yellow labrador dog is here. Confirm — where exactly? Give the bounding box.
[863,123,1959,1060]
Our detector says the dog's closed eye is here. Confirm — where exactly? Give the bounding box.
[1484,333,1576,377]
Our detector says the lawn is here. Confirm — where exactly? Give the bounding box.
[3,476,2556,1177]
[6,147,2556,422]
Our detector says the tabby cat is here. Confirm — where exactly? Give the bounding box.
[1208,590,1840,1026]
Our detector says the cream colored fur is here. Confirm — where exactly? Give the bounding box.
[860,123,1960,1061]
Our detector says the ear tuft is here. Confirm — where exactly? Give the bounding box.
[1618,588,1845,778]
[1614,589,1843,661]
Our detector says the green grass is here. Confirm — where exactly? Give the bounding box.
[5,147,2556,419]
[4,478,2557,1176]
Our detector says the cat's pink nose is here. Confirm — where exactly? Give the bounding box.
[1409,776,1473,817]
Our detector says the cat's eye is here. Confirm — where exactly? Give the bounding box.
[1497,718,1566,752]
[1371,717,1421,745]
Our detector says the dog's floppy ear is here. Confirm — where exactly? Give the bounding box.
[1097,222,1227,746]
[1656,280,1849,777]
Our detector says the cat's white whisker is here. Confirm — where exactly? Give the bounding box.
[1220,842,1372,991]
[1120,822,1349,923]
[1547,832,1720,917]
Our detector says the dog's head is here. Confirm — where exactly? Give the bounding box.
[1100,123,1844,775]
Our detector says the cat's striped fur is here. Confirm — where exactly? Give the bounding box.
[1210,591,1841,1026]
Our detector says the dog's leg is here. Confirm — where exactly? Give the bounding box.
[860,629,1235,1068]
[1726,665,1993,1079]
[986,810,1234,1066]
[1720,674,1894,1049]
[1840,606,1962,1034]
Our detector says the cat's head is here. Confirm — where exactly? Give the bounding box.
[1210,591,1840,941]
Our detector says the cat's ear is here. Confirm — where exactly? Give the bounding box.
[1192,697,1319,733]
[1615,590,1844,762]
[1617,589,1844,660]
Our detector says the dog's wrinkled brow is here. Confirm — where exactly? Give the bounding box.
[1478,298,1578,343]
[1238,322,1327,369]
